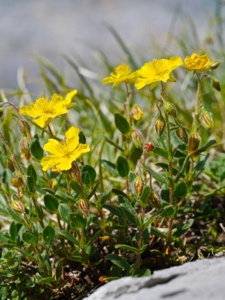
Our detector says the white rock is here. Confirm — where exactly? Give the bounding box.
[84,257,225,300]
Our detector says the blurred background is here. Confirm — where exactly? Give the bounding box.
[0,0,221,95]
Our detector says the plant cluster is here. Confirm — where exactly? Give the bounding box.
[0,48,224,300]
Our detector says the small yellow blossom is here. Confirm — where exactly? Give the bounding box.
[40,126,90,171]
[131,104,143,120]
[135,56,183,90]
[19,90,77,128]
[184,53,210,72]
[102,64,136,87]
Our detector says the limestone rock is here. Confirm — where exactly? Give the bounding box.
[84,257,225,300]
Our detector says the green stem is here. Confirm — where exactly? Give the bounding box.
[193,73,202,132]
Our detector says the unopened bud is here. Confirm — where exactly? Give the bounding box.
[131,129,143,148]
[155,115,166,136]
[11,200,24,213]
[176,125,188,143]
[149,191,161,209]
[133,176,143,197]
[163,100,177,118]
[200,110,213,131]
[11,175,24,188]
[212,78,221,92]
[209,61,220,70]
[19,120,32,140]
[131,104,143,121]
[20,138,31,160]
[79,199,89,216]
[189,132,201,153]
[0,107,4,118]
[144,142,155,152]
[7,159,15,172]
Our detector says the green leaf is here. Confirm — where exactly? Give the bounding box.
[87,182,100,200]
[9,222,18,243]
[27,164,37,193]
[43,226,55,243]
[43,194,59,212]
[69,213,86,228]
[195,139,217,155]
[145,166,167,184]
[58,230,79,246]
[58,203,72,223]
[114,113,130,134]
[194,153,209,172]
[103,204,124,219]
[115,244,146,254]
[82,165,96,185]
[174,182,187,201]
[100,187,112,205]
[70,180,83,194]
[119,196,138,226]
[7,207,26,225]
[106,253,130,271]
[22,232,38,245]
[116,156,129,177]
[153,146,169,159]
[103,135,124,152]
[30,138,43,160]
[100,159,119,176]
[134,268,151,277]
[173,218,194,238]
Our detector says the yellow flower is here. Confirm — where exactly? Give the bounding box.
[19,90,77,128]
[40,126,90,171]
[184,53,210,72]
[102,64,136,87]
[135,56,183,90]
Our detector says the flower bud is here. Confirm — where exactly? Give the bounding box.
[212,78,221,92]
[176,125,188,143]
[133,176,143,197]
[7,159,15,172]
[209,61,220,70]
[131,104,143,121]
[11,175,24,188]
[163,100,177,118]
[188,132,201,153]
[20,138,31,160]
[200,110,213,131]
[144,142,155,152]
[131,129,143,148]
[79,199,89,216]
[149,191,161,209]
[19,119,32,140]
[11,200,25,213]
[155,115,165,136]
[0,107,4,118]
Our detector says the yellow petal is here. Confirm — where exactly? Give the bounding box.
[65,126,80,151]
[33,115,50,128]
[64,90,77,106]
[40,155,62,171]
[43,139,61,154]
[70,143,90,161]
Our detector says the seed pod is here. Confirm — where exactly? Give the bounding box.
[11,200,24,213]
[212,78,221,92]
[188,132,201,152]
[19,119,32,140]
[163,100,177,118]
[20,138,31,160]
[200,110,213,131]
[149,191,161,209]
[133,176,143,197]
[155,115,166,136]
[176,125,188,144]
[11,175,24,188]
[79,199,89,216]
[131,129,143,148]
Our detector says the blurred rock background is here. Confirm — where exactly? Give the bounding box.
[0,0,218,94]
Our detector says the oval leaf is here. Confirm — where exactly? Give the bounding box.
[43,194,59,212]
[114,113,130,134]
[82,165,96,185]
[117,156,129,177]
[30,139,43,160]
[43,226,55,243]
